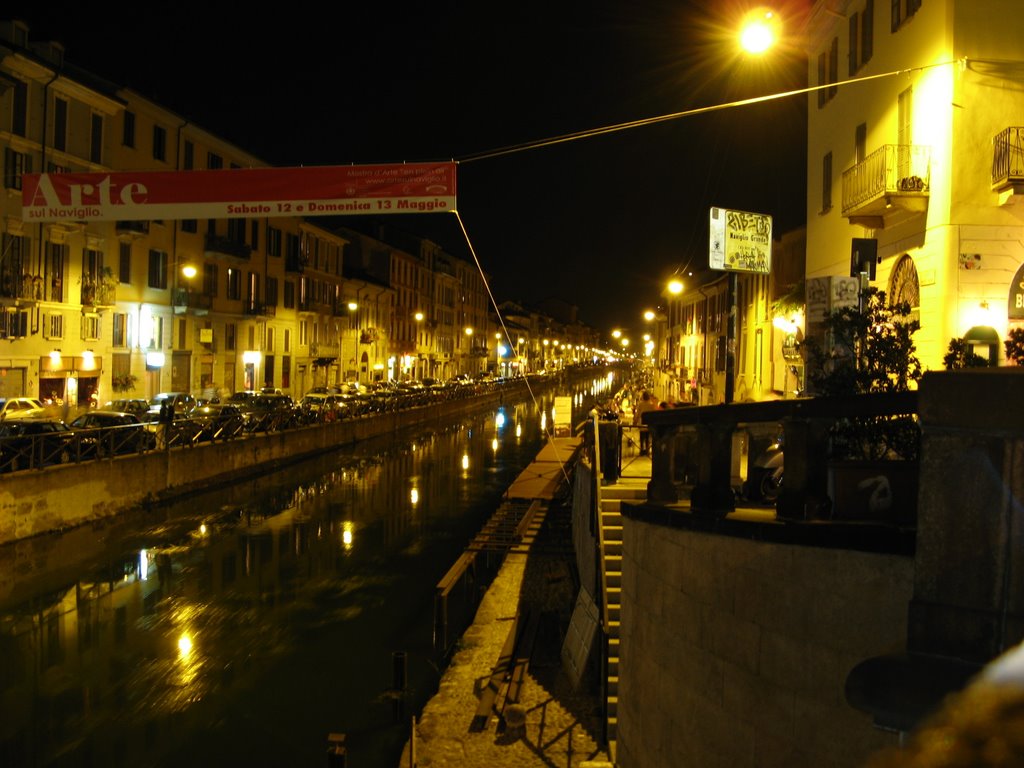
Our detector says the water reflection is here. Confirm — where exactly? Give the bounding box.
[0,373,618,767]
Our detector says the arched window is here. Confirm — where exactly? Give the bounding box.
[889,255,920,321]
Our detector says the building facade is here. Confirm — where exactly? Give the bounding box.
[805,0,1024,369]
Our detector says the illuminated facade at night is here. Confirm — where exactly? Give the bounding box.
[805,0,1024,369]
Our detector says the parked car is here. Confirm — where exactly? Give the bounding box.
[226,391,260,407]
[69,411,156,456]
[147,392,197,420]
[298,393,347,423]
[242,394,297,432]
[102,398,151,418]
[0,397,46,420]
[186,403,247,441]
[0,418,83,471]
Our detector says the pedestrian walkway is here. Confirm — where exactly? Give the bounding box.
[399,435,615,768]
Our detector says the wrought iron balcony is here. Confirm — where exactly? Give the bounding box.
[309,342,340,358]
[204,234,251,261]
[172,287,212,314]
[116,220,149,236]
[81,280,116,308]
[243,301,276,317]
[0,274,43,303]
[992,127,1024,198]
[841,145,931,228]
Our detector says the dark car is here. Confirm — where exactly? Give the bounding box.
[187,403,246,441]
[147,392,197,421]
[298,392,347,423]
[69,411,157,457]
[242,394,297,432]
[0,418,84,472]
[102,399,151,419]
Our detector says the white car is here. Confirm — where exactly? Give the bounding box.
[0,397,46,420]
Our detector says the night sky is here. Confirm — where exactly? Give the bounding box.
[11,0,809,333]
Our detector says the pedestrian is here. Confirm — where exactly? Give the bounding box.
[633,391,659,455]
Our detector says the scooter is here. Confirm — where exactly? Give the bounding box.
[747,431,784,503]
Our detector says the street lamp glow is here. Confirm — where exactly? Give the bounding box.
[181,264,197,280]
[414,311,424,322]
[643,310,655,322]
[668,279,684,295]
[740,9,777,54]
[612,329,622,339]
[464,327,473,336]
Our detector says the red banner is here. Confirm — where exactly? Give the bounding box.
[21,162,457,222]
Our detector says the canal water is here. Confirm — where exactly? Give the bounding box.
[0,373,616,767]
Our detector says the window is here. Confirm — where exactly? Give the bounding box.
[46,242,66,302]
[207,152,223,170]
[45,312,64,340]
[225,323,236,351]
[862,0,874,64]
[118,242,131,284]
[282,356,290,389]
[284,281,295,309]
[823,151,831,211]
[0,310,29,339]
[889,254,920,322]
[267,227,282,257]
[90,114,103,164]
[247,272,260,306]
[226,268,241,300]
[147,249,168,289]
[250,221,260,250]
[183,140,194,170]
[53,97,67,152]
[153,125,166,161]
[112,312,128,347]
[123,111,136,148]
[266,276,278,308]
[284,328,291,353]
[203,263,218,296]
[4,148,32,189]
[228,218,245,243]
[181,219,197,233]
[11,79,27,136]
[892,0,921,32]
[266,327,275,352]
[81,314,101,341]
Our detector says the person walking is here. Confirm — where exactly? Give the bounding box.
[633,391,659,455]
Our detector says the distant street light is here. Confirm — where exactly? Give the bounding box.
[668,279,683,295]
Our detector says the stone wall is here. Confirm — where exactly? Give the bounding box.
[0,391,507,544]
[616,521,914,768]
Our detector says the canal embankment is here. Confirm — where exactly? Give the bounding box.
[0,374,596,545]
[398,434,614,768]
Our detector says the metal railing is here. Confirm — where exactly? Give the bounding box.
[992,127,1024,188]
[842,144,931,215]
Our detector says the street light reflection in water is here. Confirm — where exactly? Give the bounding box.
[0,373,619,767]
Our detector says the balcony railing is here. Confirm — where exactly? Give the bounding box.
[172,287,213,313]
[204,234,251,261]
[243,301,276,317]
[81,281,116,307]
[116,220,149,236]
[309,342,340,358]
[842,144,931,219]
[992,127,1024,189]
[0,274,43,302]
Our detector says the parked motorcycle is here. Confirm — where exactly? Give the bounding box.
[747,431,784,503]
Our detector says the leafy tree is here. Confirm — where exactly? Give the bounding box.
[806,287,922,396]
[1006,327,1024,366]
[804,287,921,461]
[944,337,989,370]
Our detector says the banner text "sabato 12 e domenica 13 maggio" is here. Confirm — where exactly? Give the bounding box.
[20,162,457,222]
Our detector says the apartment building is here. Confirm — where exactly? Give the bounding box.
[805,0,1024,369]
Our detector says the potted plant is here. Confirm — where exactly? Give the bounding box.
[111,373,138,393]
[804,287,922,522]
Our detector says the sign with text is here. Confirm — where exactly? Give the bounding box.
[708,206,772,274]
[22,162,457,222]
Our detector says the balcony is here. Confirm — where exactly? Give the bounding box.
[992,127,1024,203]
[244,301,276,317]
[841,145,931,228]
[0,273,43,305]
[80,280,116,309]
[309,342,340,358]
[285,253,307,274]
[116,220,149,237]
[204,234,251,261]
[172,287,212,315]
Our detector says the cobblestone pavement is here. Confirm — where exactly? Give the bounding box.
[399,504,612,768]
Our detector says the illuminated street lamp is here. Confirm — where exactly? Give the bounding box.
[643,310,655,322]
[668,279,683,295]
[739,8,779,55]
